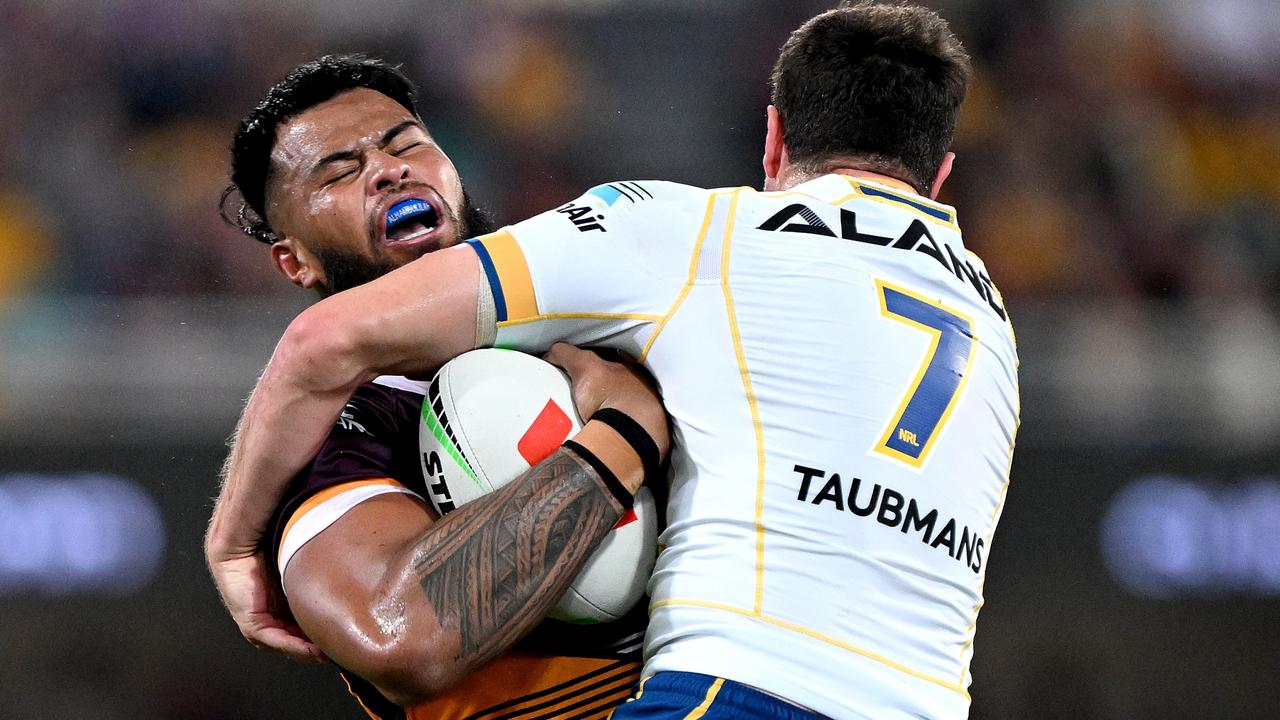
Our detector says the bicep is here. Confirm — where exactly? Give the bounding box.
[283,492,436,668]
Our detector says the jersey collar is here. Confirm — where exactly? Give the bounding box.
[781,174,960,229]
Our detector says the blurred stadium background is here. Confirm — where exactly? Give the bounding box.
[1,0,1278,717]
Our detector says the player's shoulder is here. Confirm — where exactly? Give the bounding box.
[534,180,712,240]
[582,179,705,207]
[567,179,716,222]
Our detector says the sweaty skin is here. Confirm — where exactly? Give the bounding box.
[206,86,672,694]
[283,420,646,704]
[268,89,468,274]
[208,84,934,674]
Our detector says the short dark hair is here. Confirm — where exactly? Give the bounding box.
[770,2,971,193]
[220,54,419,244]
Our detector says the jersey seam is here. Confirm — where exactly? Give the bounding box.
[638,189,737,362]
[651,598,971,698]
[714,188,767,615]
[957,415,1019,686]
[842,177,960,230]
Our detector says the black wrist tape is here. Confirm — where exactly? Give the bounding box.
[590,408,662,484]
[563,440,634,510]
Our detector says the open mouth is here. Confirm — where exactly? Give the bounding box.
[383,197,441,244]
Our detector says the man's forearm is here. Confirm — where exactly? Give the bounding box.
[208,246,483,559]
[360,441,633,703]
[208,330,371,557]
[417,449,623,660]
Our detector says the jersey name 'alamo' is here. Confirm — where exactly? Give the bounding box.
[466,175,1020,720]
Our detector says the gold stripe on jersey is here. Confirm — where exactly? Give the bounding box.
[715,188,768,614]
[957,413,1021,687]
[477,230,540,322]
[872,279,978,469]
[402,654,640,720]
[607,674,651,720]
[278,478,407,558]
[759,187,862,207]
[638,190,730,363]
[340,672,388,720]
[478,228,663,330]
[839,176,961,230]
[682,677,725,720]
[651,598,971,699]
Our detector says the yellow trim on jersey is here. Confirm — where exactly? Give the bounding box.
[957,415,1020,686]
[758,187,863,207]
[682,678,725,720]
[498,312,664,329]
[716,189,768,615]
[638,190,731,362]
[758,177,960,232]
[840,176,961,230]
[872,279,978,469]
[852,174,917,193]
[278,478,407,558]
[340,672,386,720]
[476,230,539,322]
[651,598,971,698]
[608,674,651,720]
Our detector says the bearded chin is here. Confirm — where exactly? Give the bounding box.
[312,250,401,296]
[459,186,498,239]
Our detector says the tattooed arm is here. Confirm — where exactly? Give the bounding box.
[282,346,668,706]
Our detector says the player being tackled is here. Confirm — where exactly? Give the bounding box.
[211,5,1019,718]
[215,55,667,718]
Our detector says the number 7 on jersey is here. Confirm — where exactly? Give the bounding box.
[874,280,977,467]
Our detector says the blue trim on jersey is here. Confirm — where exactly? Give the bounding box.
[465,238,507,322]
[858,185,953,223]
[611,672,825,720]
[587,184,624,206]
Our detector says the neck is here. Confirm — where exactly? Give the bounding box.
[774,166,920,196]
[829,168,919,194]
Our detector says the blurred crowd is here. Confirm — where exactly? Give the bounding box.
[0,0,1277,304]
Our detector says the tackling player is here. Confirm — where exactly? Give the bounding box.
[214,55,666,718]
[209,4,1020,718]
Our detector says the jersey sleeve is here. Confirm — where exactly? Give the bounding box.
[466,180,705,355]
[266,382,427,577]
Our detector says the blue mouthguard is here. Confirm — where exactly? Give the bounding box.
[386,198,432,229]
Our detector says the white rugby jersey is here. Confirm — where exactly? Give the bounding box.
[466,174,1019,719]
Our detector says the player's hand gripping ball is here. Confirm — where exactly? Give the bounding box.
[418,348,658,623]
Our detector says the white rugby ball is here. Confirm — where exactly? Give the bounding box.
[419,348,657,623]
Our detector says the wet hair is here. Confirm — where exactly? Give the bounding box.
[770,2,971,193]
[220,54,419,244]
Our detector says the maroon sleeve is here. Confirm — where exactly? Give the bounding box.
[264,381,430,568]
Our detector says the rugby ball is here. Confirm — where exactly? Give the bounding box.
[419,348,657,623]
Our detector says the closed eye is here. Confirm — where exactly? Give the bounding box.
[324,165,359,186]
[391,142,424,156]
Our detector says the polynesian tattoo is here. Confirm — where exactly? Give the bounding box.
[410,449,623,664]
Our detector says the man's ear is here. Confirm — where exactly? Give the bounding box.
[929,152,956,200]
[271,237,324,290]
[763,105,786,191]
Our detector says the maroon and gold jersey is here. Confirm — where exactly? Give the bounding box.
[266,377,645,719]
